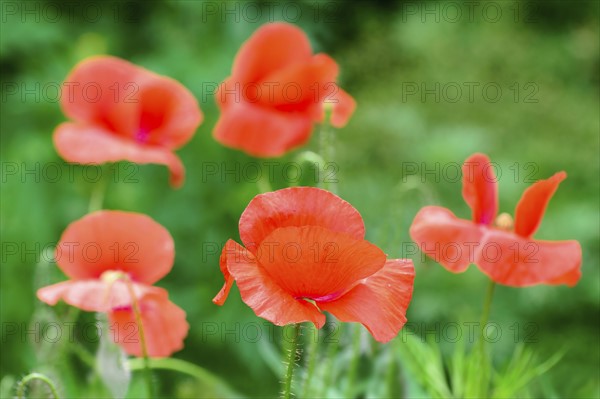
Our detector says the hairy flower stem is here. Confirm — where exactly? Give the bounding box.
[123,277,155,397]
[301,324,319,398]
[281,323,301,399]
[16,372,60,399]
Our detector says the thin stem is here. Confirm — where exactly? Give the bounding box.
[479,280,497,342]
[281,323,301,399]
[16,372,60,399]
[318,113,336,193]
[123,278,154,397]
[345,325,362,398]
[301,323,319,398]
[88,165,109,212]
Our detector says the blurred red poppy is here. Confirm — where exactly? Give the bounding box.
[213,187,414,343]
[37,211,188,356]
[410,153,582,287]
[213,23,356,157]
[54,56,202,188]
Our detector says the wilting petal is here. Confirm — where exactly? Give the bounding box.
[327,87,356,128]
[409,206,484,273]
[318,259,414,343]
[212,100,313,157]
[224,240,326,328]
[258,226,386,300]
[212,241,235,306]
[474,230,582,287]
[135,74,202,149]
[109,293,189,357]
[232,22,312,84]
[36,280,167,312]
[462,153,498,225]
[239,187,365,252]
[54,210,175,284]
[60,56,140,137]
[54,123,185,187]
[514,172,567,238]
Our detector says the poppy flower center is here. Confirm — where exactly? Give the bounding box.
[100,270,128,284]
[135,128,151,144]
[494,212,514,231]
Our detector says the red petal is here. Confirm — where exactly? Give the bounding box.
[55,211,174,284]
[257,226,386,300]
[318,259,414,343]
[327,87,356,128]
[224,240,326,328]
[514,172,567,238]
[212,99,313,157]
[409,206,484,273]
[54,122,185,187]
[462,153,498,225]
[232,23,312,84]
[239,187,365,252]
[109,293,189,357]
[259,53,339,115]
[135,74,202,150]
[36,280,167,312]
[212,241,235,306]
[61,56,139,137]
[474,230,582,287]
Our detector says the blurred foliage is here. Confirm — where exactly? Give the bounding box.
[1,0,599,397]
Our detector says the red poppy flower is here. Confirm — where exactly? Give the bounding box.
[409,153,582,287]
[54,56,202,188]
[37,210,188,356]
[213,187,414,343]
[213,23,356,157]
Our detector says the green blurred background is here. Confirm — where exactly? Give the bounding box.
[1,0,598,397]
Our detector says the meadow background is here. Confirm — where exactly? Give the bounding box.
[1,0,599,397]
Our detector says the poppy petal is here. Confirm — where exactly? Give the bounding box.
[462,153,498,225]
[136,74,203,150]
[257,226,386,300]
[109,293,189,357]
[260,53,339,115]
[212,242,235,306]
[239,187,365,252]
[409,206,484,273]
[61,55,139,137]
[327,87,356,128]
[212,99,312,157]
[36,280,167,312]
[474,230,582,287]
[318,259,414,343]
[54,122,185,187]
[514,172,567,238]
[55,211,175,284]
[224,240,326,328]
[232,22,312,84]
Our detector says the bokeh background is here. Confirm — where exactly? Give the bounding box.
[1,0,598,397]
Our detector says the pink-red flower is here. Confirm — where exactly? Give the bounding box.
[213,22,356,157]
[213,187,414,343]
[410,153,582,287]
[37,211,188,357]
[54,56,202,188]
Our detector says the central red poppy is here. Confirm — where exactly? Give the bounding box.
[213,187,414,343]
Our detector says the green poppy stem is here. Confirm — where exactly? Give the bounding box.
[281,323,301,399]
[301,323,319,398]
[319,111,337,193]
[479,280,497,342]
[16,372,60,399]
[123,277,154,397]
[88,165,109,212]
